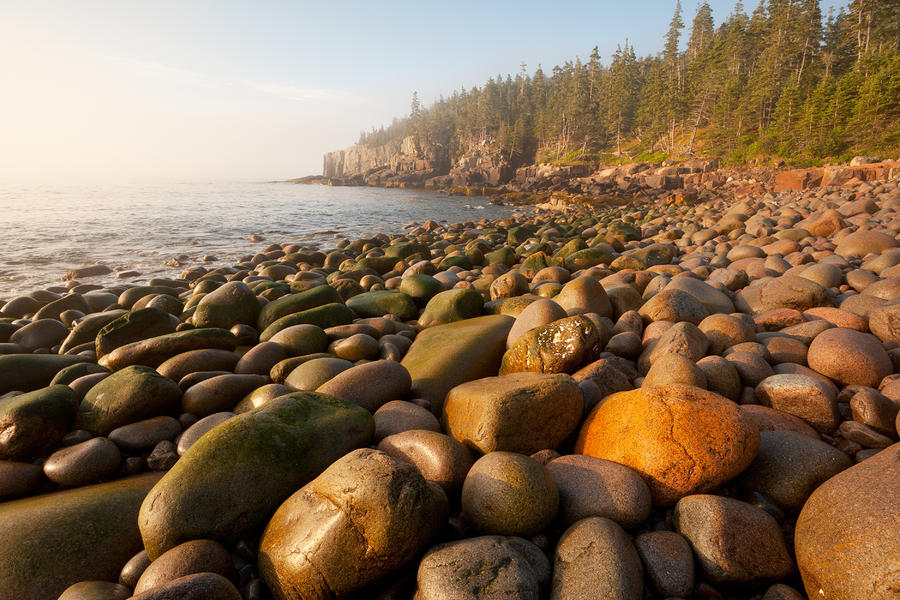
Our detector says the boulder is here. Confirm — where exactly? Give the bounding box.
[0,385,78,460]
[500,315,602,375]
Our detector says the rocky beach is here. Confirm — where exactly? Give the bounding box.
[0,161,899,600]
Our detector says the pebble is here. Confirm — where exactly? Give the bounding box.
[43,437,121,487]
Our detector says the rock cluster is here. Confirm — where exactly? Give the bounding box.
[2,173,900,599]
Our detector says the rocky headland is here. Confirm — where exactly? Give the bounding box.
[1,169,900,599]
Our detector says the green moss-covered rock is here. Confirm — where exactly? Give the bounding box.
[519,252,551,279]
[192,281,261,329]
[626,243,675,267]
[607,220,641,241]
[58,310,127,354]
[354,256,401,275]
[402,315,514,415]
[508,226,534,246]
[554,238,588,260]
[138,392,374,559]
[439,255,473,270]
[259,303,356,342]
[285,357,354,391]
[418,288,483,328]
[256,285,342,332]
[347,290,417,320]
[49,362,109,386]
[500,315,603,375]
[399,274,444,306]
[75,366,182,435]
[99,328,237,371]
[0,353,92,395]
[0,473,162,600]
[33,293,90,321]
[483,295,542,317]
[384,241,431,260]
[0,385,78,460]
[565,247,615,272]
[95,308,180,359]
[485,246,518,267]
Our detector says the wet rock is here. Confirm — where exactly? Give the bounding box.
[500,315,602,375]
[182,374,268,417]
[76,366,182,435]
[175,412,234,455]
[99,328,237,371]
[373,400,440,442]
[795,442,900,599]
[284,356,353,391]
[109,416,182,451]
[443,373,583,454]
[258,448,447,600]
[462,451,558,536]
[43,437,121,487]
[129,572,241,600]
[576,384,760,506]
[133,539,236,594]
[0,384,78,460]
[0,353,91,395]
[550,517,643,600]
[674,494,794,583]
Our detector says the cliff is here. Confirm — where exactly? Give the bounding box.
[322,136,450,185]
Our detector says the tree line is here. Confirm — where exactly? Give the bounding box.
[357,0,900,167]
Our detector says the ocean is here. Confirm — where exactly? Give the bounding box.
[0,182,514,298]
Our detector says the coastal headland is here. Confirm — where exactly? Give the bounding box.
[1,162,900,598]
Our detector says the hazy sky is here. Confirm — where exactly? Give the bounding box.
[0,0,842,183]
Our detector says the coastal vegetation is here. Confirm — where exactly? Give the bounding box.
[358,0,900,167]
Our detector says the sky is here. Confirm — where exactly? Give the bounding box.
[0,0,843,183]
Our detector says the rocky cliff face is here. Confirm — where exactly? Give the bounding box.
[322,136,450,185]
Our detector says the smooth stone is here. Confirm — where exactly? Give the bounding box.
[697,355,742,401]
[76,366,182,436]
[155,349,240,383]
[283,356,353,391]
[506,298,568,349]
[643,352,708,388]
[666,276,735,315]
[415,536,550,600]
[192,281,261,329]
[443,373,583,454]
[58,581,131,600]
[119,550,151,589]
[639,321,709,374]
[738,430,852,511]
[755,374,841,433]
[724,351,775,387]
[93,308,180,359]
[99,328,237,371]
[835,230,897,257]
[258,303,355,341]
[634,531,695,599]
[675,494,794,583]
[0,384,78,460]
[376,429,473,491]
[139,393,373,559]
[546,454,651,528]
[418,287,484,328]
[268,324,329,357]
[0,460,44,500]
[9,318,68,352]
[550,517,643,600]
[795,442,900,599]
[402,315,514,415]
[849,387,900,435]
[838,420,894,448]
[176,412,234,456]
[808,327,892,387]
[109,416,182,451]
[133,539,236,594]
[576,384,760,506]
[316,359,411,412]
[233,383,292,414]
[258,448,447,600]
[736,275,833,314]
[328,333,379,361]
[0,473,161,600]
[372,400,441,443]
[461,451,558,536]
[869,302,900,343]
[256,284,342,332]
[740,405,821,439]
[43,437,121,487]
[638,289,709,325]
[182,374,268,417]
[0,353,91,395]
[128,572,241,600]
[698,313,756,355]
[554,275,613,318]
[346,289,418,320]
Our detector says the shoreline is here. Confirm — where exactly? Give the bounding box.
[1,172,899,598]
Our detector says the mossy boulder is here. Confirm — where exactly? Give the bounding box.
[508,226,534,245]
[399,274,444,306]
[95,308,180,359]
[75,366,182,435]
[256,285,342,332]
[0,473,162,600]
[500,315,603,375]
[259,302,355,341]
[192,281,261,329]
[355,256,401,275]
[59,310,127,354]
[384,241,431,260]
[607,220,641,241]
[402,315,514,415]
[0,353,91,395]
[439,255,473,270]
[99,328,237,371]
[139,392,374,559]
[347,290,417,320]
[626,243,675,267]
[565,247,615,272]
[418,288,484,328]
[554,238,588,259]
[485,246,518,267]
[0,385,78,460]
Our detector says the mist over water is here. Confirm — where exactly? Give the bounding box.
[0,183,513,298]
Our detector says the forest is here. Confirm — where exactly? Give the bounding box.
[357,0,900,167]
